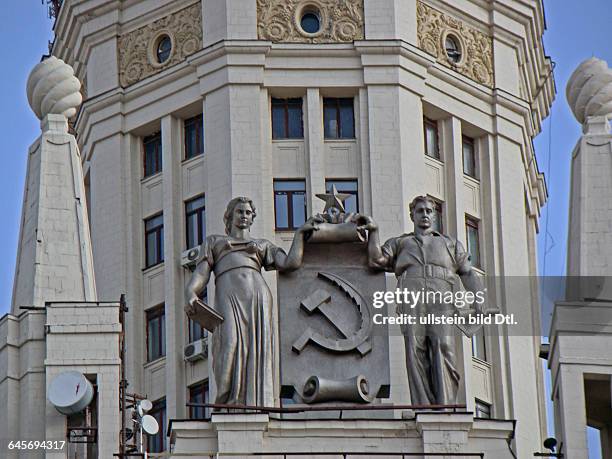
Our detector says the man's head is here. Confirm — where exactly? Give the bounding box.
[409,195,436,231]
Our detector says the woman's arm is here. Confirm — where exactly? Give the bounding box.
[274,217,321,271]
[184,261,212,315]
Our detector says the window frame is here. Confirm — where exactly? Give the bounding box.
[471,326,487,361]
[188,380,210,420]
[273,179,307,231]
[184,114,204,160]
[143,132,162,178]
[147,398,167,452]
[428,197,444,233]
[325,179,359,214]
[271,97,304,140]
[474,399,491,419]
[323,97,355,139]
[185,195,206,250]
[423,117,440,160]
[462,135,477,179]
[146,305,166,363]
[144,213,164,268]
[465,215,482,269]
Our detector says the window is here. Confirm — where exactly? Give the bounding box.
[471,326,487,361]
[274,180,307,231]
[474,399,491,419]
[143,132,162,177]
[189,380,210,420]
[184,114,204,159]
[325,179,359,213]
[271,98,303,139]
[188,289,207,343]
[185,195,205,249]
[462,136,477,178]
[145,214,164,268]
[465,216,481,269]
[146,305,165,362]
[156,35,172,64]
[430,198,443,233]
[423,118,440,159]
[147,398,167,452]
[324,98,355,139]
[445,35,462,64]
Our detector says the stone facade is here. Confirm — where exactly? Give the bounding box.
[3,0,555,457]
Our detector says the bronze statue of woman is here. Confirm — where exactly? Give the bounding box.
[185,196,316,407]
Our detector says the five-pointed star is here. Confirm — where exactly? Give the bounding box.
[316,185,352,213]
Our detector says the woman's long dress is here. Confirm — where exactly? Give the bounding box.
[198,235,283,407]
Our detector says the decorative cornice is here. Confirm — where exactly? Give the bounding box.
[416,1,494,88]
[117,2,202,87]
[257,0,364,43]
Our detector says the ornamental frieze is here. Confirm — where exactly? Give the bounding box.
[416,1,494,88]
[257,0,364,43]
[118,2,202,88]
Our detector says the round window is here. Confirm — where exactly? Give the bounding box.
[300,11,321,34]
[444,35,462,64]
[156,35,172,64]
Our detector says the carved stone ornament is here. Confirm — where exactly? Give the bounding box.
[417,1,494,88]
[257,0,364,43]
[118,2,202,87]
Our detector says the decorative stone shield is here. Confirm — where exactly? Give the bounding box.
[278,240,390,404]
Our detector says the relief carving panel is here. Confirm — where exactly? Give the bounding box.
[417,1,494,88]
[118,2,202,87]
[257,0,364,43]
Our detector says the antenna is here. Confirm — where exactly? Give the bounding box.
[48,371,94,415]
[141,415,159,436]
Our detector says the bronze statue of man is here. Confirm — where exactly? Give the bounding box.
[359,195,484,405]
[184,197,317,407]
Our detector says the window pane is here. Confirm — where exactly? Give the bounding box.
[148,399,166,452]
[324,104,338,138]
[339,101,354,138]
[274,193,289,229]
[463,137,475,177]
[287,103,303,138]
[146,232,157,267]
[466,220,480,268]
[272,101,286,139]
[274,180,305,191]
[472,327,487,361]
[326,180,358,213]
[184,122,197,159]
[425,122,439,159]
[147,316,159,361]
[144,134,162,177]
[146,214,163,231]
[291,192,306,228]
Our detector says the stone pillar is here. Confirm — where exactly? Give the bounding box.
[556,367,588,458]
[162,115,186,419]
[416,412,474,456]
[305,88,325,215]
[202,0,258,47]
[212,413,269,456]
[366,84,425,408]
[364,0,418,43]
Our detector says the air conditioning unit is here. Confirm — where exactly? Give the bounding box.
[184,338,208,362]
[181,246,201,270]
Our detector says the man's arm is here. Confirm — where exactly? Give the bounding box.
[355,215,390,270]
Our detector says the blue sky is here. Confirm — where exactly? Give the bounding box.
[0,2,610,456]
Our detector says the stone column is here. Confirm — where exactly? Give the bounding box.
[556,367,589,458]
[162,115,187,419]
[305,88,325,215]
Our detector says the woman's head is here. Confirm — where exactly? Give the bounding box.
[224,197,257,235]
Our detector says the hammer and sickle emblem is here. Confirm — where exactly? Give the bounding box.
[292,272,372,356]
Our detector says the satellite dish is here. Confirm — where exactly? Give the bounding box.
[48,371,94,415]
[137,399,153,417]
[141,414,159,435]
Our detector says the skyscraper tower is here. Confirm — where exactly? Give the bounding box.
[42,0,554,456]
